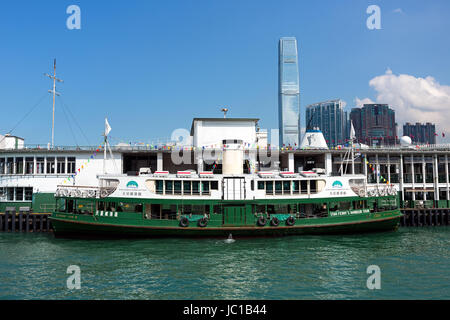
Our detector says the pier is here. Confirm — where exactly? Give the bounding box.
[0,212,52,233]
[400,209,450,227]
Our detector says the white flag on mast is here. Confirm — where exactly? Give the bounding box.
[350,121,355,141]
[105,118,112,136]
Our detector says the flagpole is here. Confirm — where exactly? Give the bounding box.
[103,118,108,174]
[350,121,355,175]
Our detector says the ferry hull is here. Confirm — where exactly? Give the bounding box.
[50,213,402,238]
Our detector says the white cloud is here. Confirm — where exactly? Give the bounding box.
[393,8,404,14]
[357,69,450,139]
[354,97,375,107]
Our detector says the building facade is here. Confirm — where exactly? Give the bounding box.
[305,99,349,147]
[278,37,301,147]
[350,104,397,146]
[403,122,436,145]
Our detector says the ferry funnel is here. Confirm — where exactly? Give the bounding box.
[222,139,244,175]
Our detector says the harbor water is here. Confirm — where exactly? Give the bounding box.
[0,228,449,300]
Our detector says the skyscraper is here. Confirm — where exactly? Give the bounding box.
[350,104,397,146]
[305,99,349,147]
[403,122,436,144]
[278,37,300,147]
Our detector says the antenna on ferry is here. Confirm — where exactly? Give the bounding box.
[44,59,63,149]
[221,107,229,118]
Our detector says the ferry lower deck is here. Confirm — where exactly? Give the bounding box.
[49,189,402,237]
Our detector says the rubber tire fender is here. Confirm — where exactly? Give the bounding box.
[179,217,189,227]
[257,216,267,227]
[286,216,296,226]
[197,217,208,228]
[270,217,280,227]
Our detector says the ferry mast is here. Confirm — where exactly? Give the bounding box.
[44,59,63,149]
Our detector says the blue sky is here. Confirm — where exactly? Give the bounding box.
[1,0,449,145]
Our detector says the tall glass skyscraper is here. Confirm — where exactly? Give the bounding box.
[278,37,300,147]
[305,99,349,147]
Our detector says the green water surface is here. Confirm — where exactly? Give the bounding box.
[0,228,449,299]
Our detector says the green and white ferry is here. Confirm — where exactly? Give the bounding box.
[50,138,402,238]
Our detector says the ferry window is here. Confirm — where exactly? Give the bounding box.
[251,180,254,191]
[192,181,199,195]
[25,158,34,174]
[15,158,24,174]
[57,198,66,212]
[312,204,328,217]
[181,205,192,215]
[36,158,44,174]
[135,203,143,213]
[0,158,4,174]
[165,180,173,195]
[201,181,210,194]
[192,205,208,215]
[275,181,282,195]
[16,188,24,201]
[25,188,33,201]
[213,205,222,214]
[6,158,13,174]
[329,202,339,211]
[47,157,55,174]
[161,204,177,220]
[151,204,162,219]
[81,201,94,215]
[310,180,317,193]
[211,181,218,190]
[338,202,351,210]
[298,204,307,217]
[267,205,275,214]
[97,201,105,211]
[67,157,76,173]
[288,204,297,214]
[66,199,75,213]
[183,181,192,195]
[174,181,182,194]
[256,205,266,213]
[275,204,289,214]
[257,181,265,190]
[156,180,163,195]
[353,200,366,209]
[57,157,66,174]
[7,187,14,201]
[283,181,291,194]
[106,202,116,211]
[118,202,143,213]
[266,181,274,195]
[292,181,299,193]
[300,181,308,194]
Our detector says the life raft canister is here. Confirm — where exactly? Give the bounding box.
[257,216,267,227]
[270,217,280,227]
[179,217,189,227]
[197,217,208,228]
[286,216,296,226]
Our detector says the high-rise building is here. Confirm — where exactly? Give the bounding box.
[278,37,300,147]
[350,104,397,146]
[305,99,349,146]
[403,122,436,145]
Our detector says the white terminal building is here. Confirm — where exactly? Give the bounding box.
[1,117,450,212]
